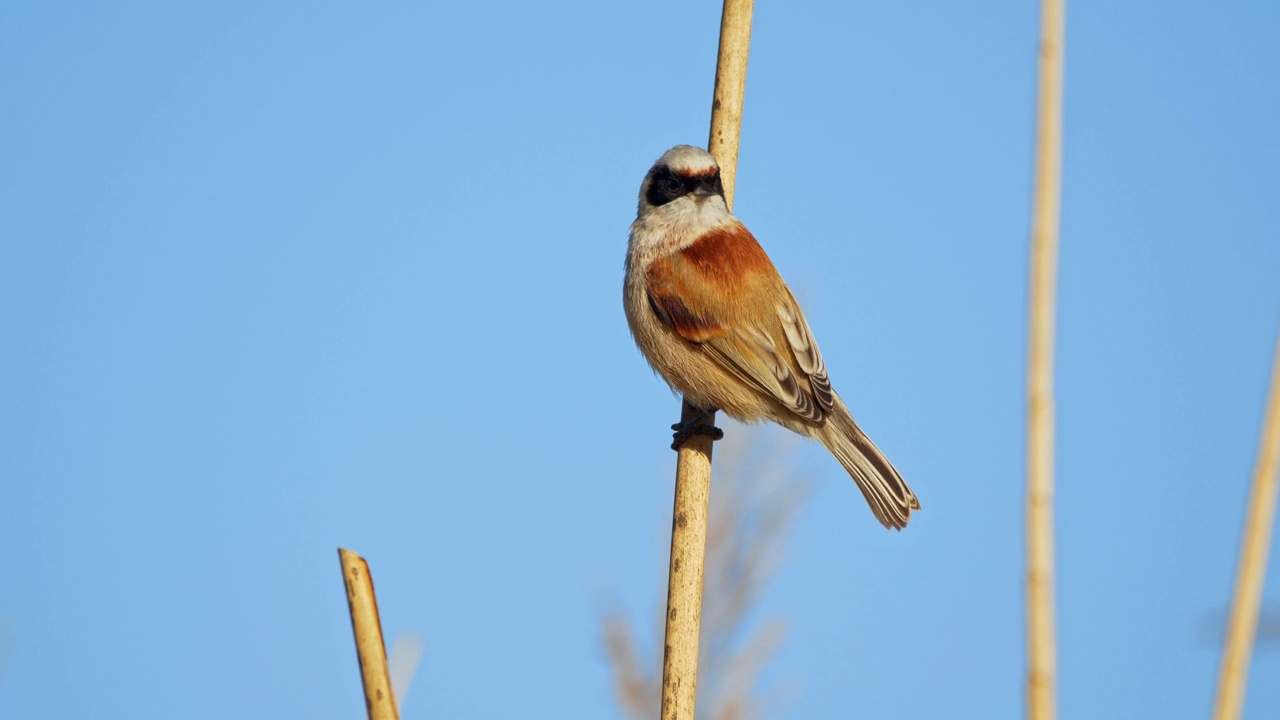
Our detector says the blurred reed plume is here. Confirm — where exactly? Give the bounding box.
[603,421,810,720]
[387,633,424,711]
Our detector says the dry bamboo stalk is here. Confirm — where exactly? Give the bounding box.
[1211,330,1280,720]
[1025,1,1064,720]
[660,2,753,719]
[339,548,401,720]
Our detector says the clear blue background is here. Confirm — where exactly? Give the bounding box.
[2,1,1277,717]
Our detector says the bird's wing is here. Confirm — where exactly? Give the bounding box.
[644,222,831,424]
[776,287,835,415]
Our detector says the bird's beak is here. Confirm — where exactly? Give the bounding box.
[691,185,717,199]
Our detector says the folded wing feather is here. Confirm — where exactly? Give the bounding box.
[644,226,835,425]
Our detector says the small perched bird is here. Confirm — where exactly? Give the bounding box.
[623,145,920,529]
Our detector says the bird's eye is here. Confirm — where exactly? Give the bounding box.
[645,167,691,207]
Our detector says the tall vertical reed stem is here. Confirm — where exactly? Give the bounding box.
[660,2,753,718]
[1026,1,1065,719]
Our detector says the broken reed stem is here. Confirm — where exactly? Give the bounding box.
[339,548,401,720]
[659,2,753,719]
[1026,1,1064,720]
[1211,330,1280,720]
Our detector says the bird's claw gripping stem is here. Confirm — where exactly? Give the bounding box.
[670,409,723,451]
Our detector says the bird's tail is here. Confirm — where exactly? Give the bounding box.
[814,396,919,530]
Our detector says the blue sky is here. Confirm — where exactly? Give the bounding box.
[2,1,1277,718]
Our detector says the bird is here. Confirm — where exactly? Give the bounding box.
[623,145,920,530]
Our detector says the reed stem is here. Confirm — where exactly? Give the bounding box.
[1211,330,1280,720]
[659,2,753,718]
[339,548,400,720]
[1025,1,1065,719]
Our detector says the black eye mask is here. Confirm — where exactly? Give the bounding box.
[645,166,724,207]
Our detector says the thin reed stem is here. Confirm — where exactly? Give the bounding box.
[1026,1,1064,719]
[660,2,753,719]
[339,548,401,720]
[1212,330,1280,720]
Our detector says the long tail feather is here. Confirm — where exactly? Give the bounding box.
[814,395,919,530]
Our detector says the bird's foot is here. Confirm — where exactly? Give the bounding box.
[670,408,724,451]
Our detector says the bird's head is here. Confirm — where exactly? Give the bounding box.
[636,145,730,225]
